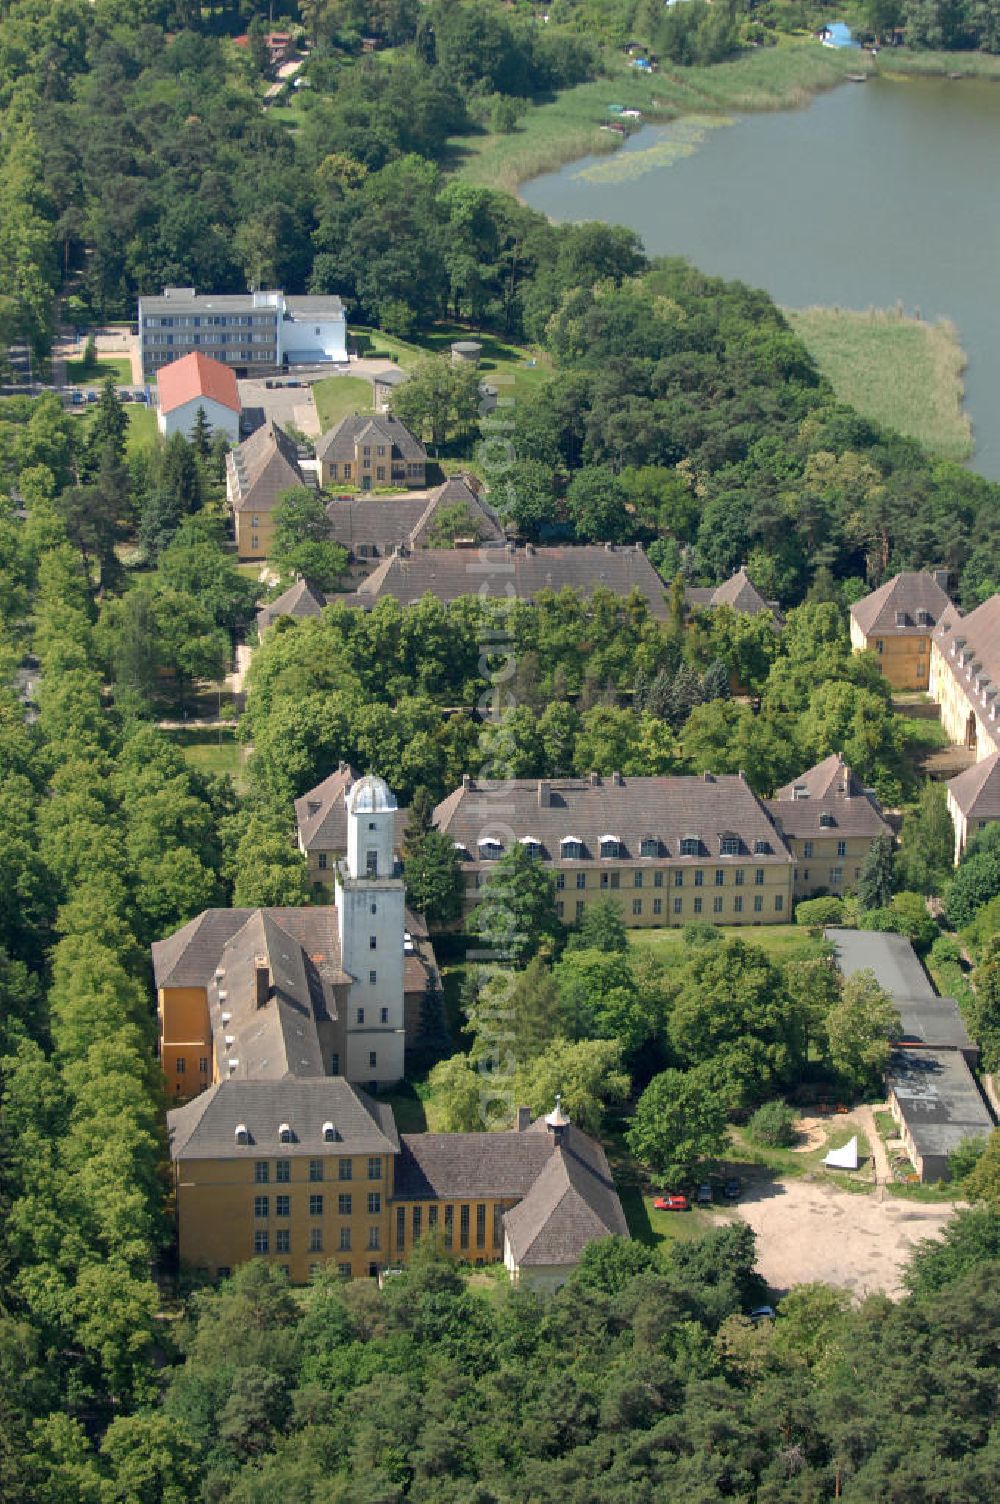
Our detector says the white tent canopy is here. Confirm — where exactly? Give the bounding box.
[823,1136,860,1170]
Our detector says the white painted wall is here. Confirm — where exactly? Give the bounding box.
[281,310,348,365]
[158,394,240,444]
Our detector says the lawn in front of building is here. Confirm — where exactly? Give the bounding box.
[65,354,133,386]
[628,923,826,966]
[164,728,245,787]
[312,374,374,430]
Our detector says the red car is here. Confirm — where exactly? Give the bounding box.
[653,1193,689,1212]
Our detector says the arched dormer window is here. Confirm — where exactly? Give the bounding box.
[278,1123,293,1144]
[719,833,740,857]
[679,835,700,858]
[560,835,584,860]
[322,1122,337,1143]
[640,836,660,858]
[235,1123,249,1145]
[520,836,541,859]
[600,834,621,859]
[477,837,503,861]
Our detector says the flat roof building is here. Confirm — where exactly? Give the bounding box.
[139,286,347,379]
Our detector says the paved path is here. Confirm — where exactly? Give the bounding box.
[856,1103,892,1200]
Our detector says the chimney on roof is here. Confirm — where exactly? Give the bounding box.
[538,780,551,807]
[703,771,715,783]
[462,773,472,789]
[611,770,623,786]
[254,956,270,1010]
[516,1105,532,1132]
[589,771,600,787]
[933,568,950,593]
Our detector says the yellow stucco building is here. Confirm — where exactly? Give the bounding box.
[226,420,306,560]
[765,754,891,899]
[849,570,951,691]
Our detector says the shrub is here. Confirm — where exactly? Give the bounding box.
[682,921,721,948]
[795,896,844,927]
[747,1099,797,1149]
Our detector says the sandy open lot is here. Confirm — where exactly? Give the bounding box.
[735,1178,957,1299]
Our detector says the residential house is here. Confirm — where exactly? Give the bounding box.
[342,542,671,618]
[766,754,891,899]
[167,1085,626,1286]
[324,475,504,571]
[850,570,951,690]
[827,928,991,1182]
[156,351,241,444]
[432,770,795,929]
[138,286,347,380]
[372,366,409,413]
[316,415,427,491]
[929,591,1000,759]
[946,751,1000,862]
[685,567,782,621]
[226,421,305,560]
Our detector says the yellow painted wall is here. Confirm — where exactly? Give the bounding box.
[852,624,931,691]
[929,640,998,761]
[784,835,875,898]
[462,862,794,928]
[233,510,277,561]
[389,1198,514,1265]
[159,986,211,1102]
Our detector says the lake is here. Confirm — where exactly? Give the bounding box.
[521,75,1000,478]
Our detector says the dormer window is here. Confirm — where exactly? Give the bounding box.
[753,839,770,855]
[792,785,808,801]
[917,609,933,627]
[679,836,700,858]
[819,812,835,829]
[719,834,740,856]
[477,837,503,861]
[279,1123,293,1143]
[599,835,621,859]
[453,842,470,859]
[235,1123,249,1145]
[640,836,659,858]
[895,610,909,627]
[519,836,541,859]
[560,836,584,860]
[322,1122,337,1143]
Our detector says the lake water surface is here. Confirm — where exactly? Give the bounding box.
[521,76,1000,478]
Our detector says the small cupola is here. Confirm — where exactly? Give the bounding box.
[545,1094,571,1146]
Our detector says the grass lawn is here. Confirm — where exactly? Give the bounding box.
[451,42,864,194]
[125,404,158,454]
[728,1120,872,1184]
[66,355,134,386]
[165,728,244,783]
[312,374,373,430]
[786,306,973,462]
[352,323,551,403]
[628,923,826,966]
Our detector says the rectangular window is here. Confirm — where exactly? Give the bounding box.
[379,1006,388,1023]
[557,901,564,917]
[338,1262,352,1279]
[715,869,725,887]
[429,1205,438,1232]
[254,1162,269,1184]
[318,852,328,871]
[444,1205,454,1249]
[199,1056,209,1074]
[276,1195,290,1217]
[368,1158,382,1180]
[254,1196,269,1218]
[734,896,743,914]
[755,868,764,886]
[460,1205,470,1251]
[356,1007,365,1025]
[633,898,642,916]
[339,1159,352,1181]
[556,873,565,890]
[673,897,683,915]
[369,1051,377,1070]
[653,898,662,915]
[413,1206,423,1241]
[369,971,377,986]
[309,1228,323,1253]
[634,871,643,888]
[340,1226,352,1252]
[276,1229,290,1254]
[368,1226,380,1250]
[254,1230,269,1255]
[576,901,585,919]
[309,1160,323,1182]
[713,896,724,914]
[576,872,587,889]
[803,841,813,859]
[369,935,377,950]
[837,840,847,857]
[367,1192,381,1215]
[693,896,702,914]
[309,1194,324,1217]
[754,895,764,913]
[654,871,663,887]
[735,869,745,886]
[775,895,784,912]
[338,1193,352,1215]
[396,1206,405,1251]
[600,872,609,888]
[830,867,844,885]
[493,1204,503,1246]
[674,870,684,887]
[476,1204,486,1249]
[175,1058,186,1074]
[694,869,704,887]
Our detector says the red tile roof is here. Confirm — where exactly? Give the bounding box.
[157,352,241,416]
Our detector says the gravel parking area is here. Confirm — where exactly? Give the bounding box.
[736,1178,957,1299]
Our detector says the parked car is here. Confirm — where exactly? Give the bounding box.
[723,1177,742,1201]
[85,390,99,403]
[653,1193,689,1212]
[696,1182,713,1205]
[750,1305,776,1324]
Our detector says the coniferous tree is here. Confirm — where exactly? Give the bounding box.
[858,832,895,911]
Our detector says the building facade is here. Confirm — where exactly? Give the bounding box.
[766,754,890,899]
[226,421,305,559]
[929,593,1000,760]
[139,287,347,379]
[946,751,1000,862]
[850,570,952,691]
[433,771,796,929]
[156,352,241,444]
[315,414,427,491]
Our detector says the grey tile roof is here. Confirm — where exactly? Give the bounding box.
[503,1132,629,1267]
[323,476,503,560]
[395,1129,553,1200]
[851,571,951,637]
[433,772,792,867]
[168,1077,399,1160]
[227,421,304,514]
[947,750,1000,819]
[933,593,1000,753]
[256,578,327,634]
[685,568,781,620]
[294,765,408,854]
[315,414,426,464]
[767,754,890,840]
[351,544,671,618]
[153,909,257,989]
[373,366,408,388]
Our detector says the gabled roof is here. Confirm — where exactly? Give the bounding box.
[850,571,951,637]
[685,568,779,620]
[348,544,671,619]
[323,475,504,558]
[168,1077,399,1160]
[933,593,1000,745]
[394,1129,553,1201]
[767,754,890,839]
[157,352,241,415]
[503,1133,628,1266]
[315,413,426,464]
[256,578,327,635]
[227,422,304,513]
[947,750,1000,819]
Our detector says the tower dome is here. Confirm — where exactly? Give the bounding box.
[347,774,397,815]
